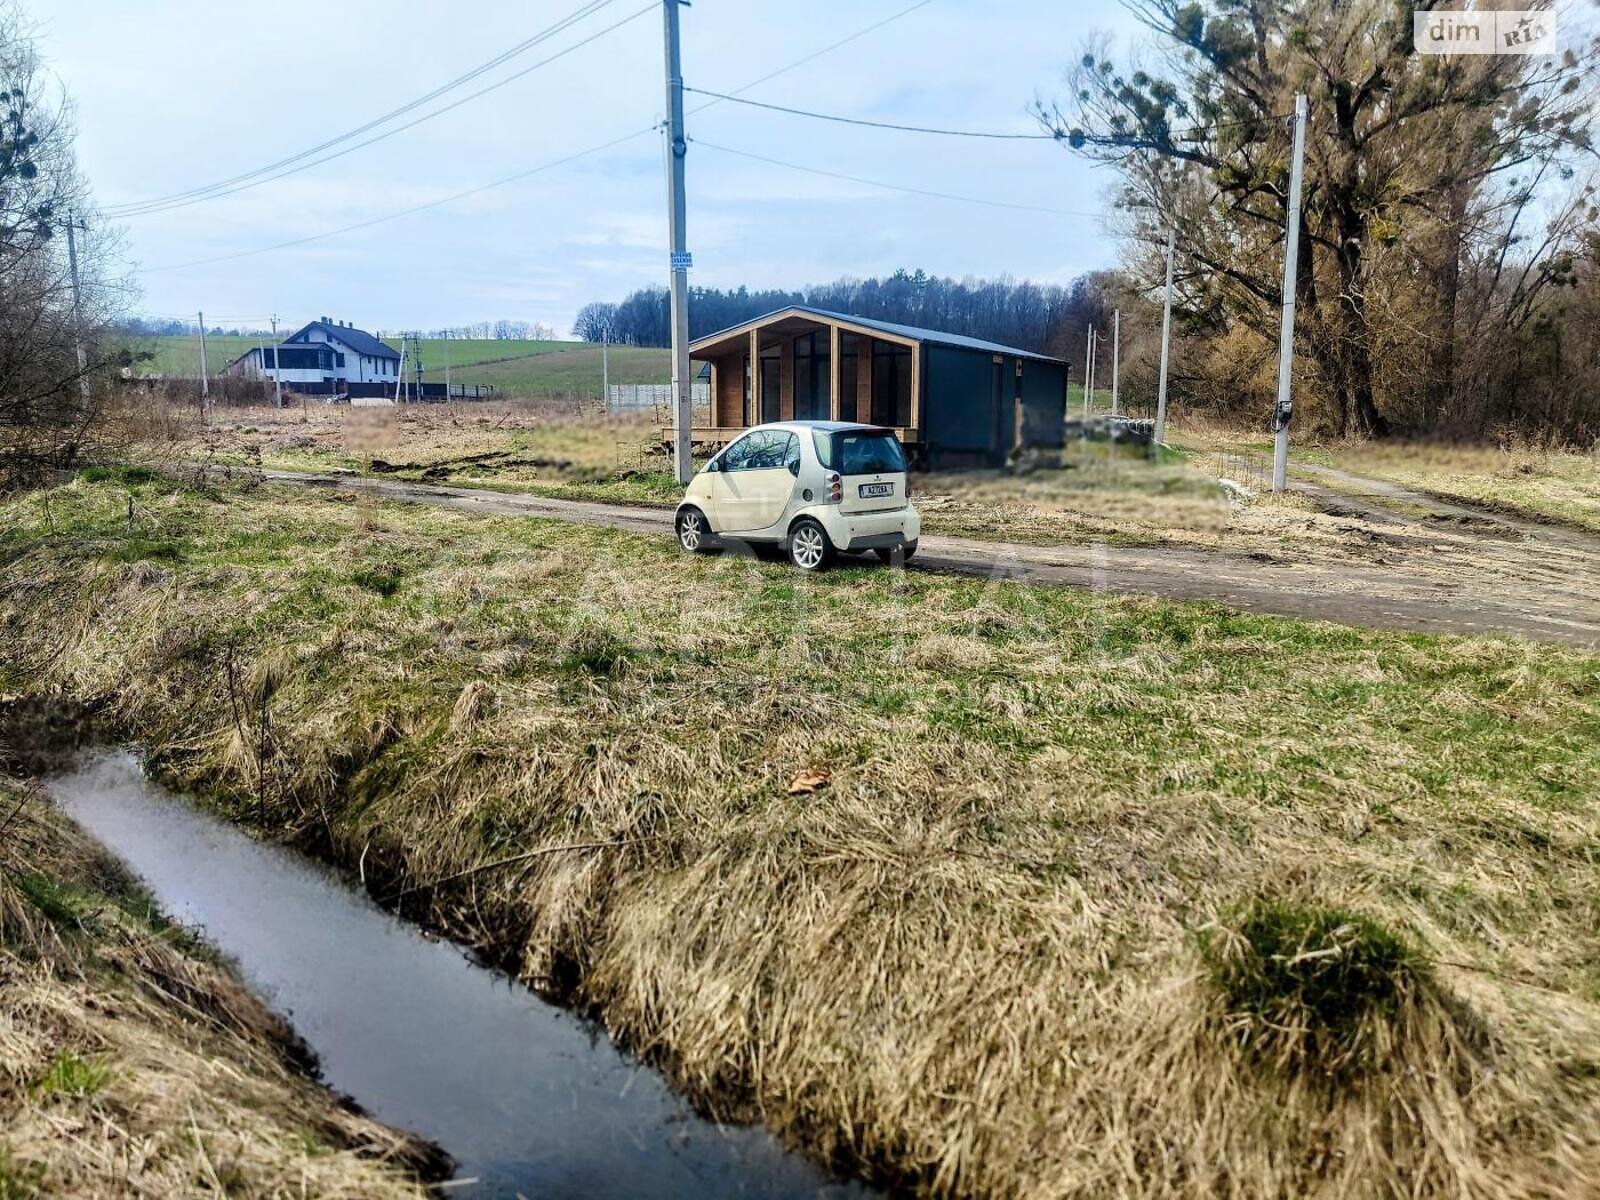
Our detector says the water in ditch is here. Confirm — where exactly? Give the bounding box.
[48,750,865,1199]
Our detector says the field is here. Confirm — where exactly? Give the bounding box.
[2,469,1597,1198]
[0,767,438,1197]
[128,334,671,398]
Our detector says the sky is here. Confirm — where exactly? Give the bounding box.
[34,1,1147,335]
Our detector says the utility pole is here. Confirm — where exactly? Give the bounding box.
[662,0,693,484]
[1110,309,1120,418]
[443,332,451,399]
[394,338,407,403]
[269,314,283,408]
[1084,327,1096,420]
[65,212,90,404]
[197,311,209,412]
[1272,93,1309,493]
[602,325,610,409]
[1153,228,1176,450]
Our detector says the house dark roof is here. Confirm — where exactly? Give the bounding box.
[284,320,400,360]
[691,305,1065,364]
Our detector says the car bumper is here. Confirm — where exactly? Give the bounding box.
[814,504,921,552]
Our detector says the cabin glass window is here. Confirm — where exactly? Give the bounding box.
[871,343,912,427]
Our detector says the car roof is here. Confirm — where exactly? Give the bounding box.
[744,420,888,433]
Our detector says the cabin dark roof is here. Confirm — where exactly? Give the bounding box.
[691,305,1064,364]
[284,320,400,360]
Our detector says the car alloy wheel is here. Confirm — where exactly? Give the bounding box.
[789,520,829,571]
[677,509,706,553]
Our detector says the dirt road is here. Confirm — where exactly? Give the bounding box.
[260,468,1600,649]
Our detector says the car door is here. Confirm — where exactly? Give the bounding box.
[720,429,798,533]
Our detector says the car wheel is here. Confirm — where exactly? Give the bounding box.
[787,518,834,572]
[875,540,918,566]
[676,507,712,554]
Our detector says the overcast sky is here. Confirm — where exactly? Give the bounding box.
[36,1,1145,334]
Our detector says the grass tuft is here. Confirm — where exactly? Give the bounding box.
[1198,898,1432,1075]
[31,1051,111,1101]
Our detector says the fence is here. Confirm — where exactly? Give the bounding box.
[607,382,710,418]
[1211,448,1271,493]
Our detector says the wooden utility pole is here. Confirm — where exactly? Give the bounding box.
[1272,94,1309,493]
[1154,229,1176,449]
[662,0,693,483]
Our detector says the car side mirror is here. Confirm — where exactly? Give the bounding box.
[705,459,720,473]
[787,459,800,477]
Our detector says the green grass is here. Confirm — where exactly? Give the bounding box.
[31,1052,111,1101]
[125,335,669,398]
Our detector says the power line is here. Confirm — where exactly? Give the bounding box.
[144,127,657,272]
[136,1,937,273]
[683,87,1061,140]
[108,1,651,218]
[692,137,1102,217]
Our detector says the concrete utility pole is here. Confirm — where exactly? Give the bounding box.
[662,0,693,484]
[269,315,283,408]
[601,326,610,409]
[394,339,407,403]
[196,311,209,409]
[1153,228,1176,450]
[1110,309,1120,418]
[1084,327,1096,419]
[1272,93,1309,493]
[443,332,451,398]
[65,212,90,403]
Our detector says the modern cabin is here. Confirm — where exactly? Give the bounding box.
[678,305,1070,468]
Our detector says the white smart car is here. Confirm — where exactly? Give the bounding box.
[674,421,921,571]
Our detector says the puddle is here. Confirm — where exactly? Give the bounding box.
[48,750,865,1199]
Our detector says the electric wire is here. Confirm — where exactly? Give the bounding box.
[683,87,1061,139]
[141,0,939,272]
[108,1,650,218]
[691,137,1102,218]
[104,0,617,215]
[144,127,657,272]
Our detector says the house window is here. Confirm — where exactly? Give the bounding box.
[336,353,345,368]
[792,332,829,421]
[871,343,912,427]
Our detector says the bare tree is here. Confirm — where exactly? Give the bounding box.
[0,1,130,487]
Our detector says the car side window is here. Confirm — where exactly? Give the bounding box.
[749,431,789,471]
[720,435,756,472]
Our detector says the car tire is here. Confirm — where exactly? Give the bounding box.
[787,518,835,572]
[676,507,713,554]
[875,540,918,566]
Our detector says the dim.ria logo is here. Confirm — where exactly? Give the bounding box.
[1414,8,1559,55]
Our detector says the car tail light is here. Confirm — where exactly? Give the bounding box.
[826,471,842,503]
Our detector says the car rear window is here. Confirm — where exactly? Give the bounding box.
[813,430,906,475]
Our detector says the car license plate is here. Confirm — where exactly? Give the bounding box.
[859,482,893,499]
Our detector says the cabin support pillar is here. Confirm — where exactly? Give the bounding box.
[749,329,760,425]
[856,336,874,423]
[829,324,842,421]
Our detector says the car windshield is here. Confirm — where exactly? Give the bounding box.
[814,430,906,475]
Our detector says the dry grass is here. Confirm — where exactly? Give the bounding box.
[0,776,439,1198]
[1175,412,1600,533]
[2,473,1599,1197]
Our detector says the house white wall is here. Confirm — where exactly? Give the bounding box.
[291,325,399,383]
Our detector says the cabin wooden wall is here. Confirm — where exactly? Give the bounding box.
[710,353,743,426]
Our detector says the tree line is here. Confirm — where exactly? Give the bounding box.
[574,268,1114,361]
